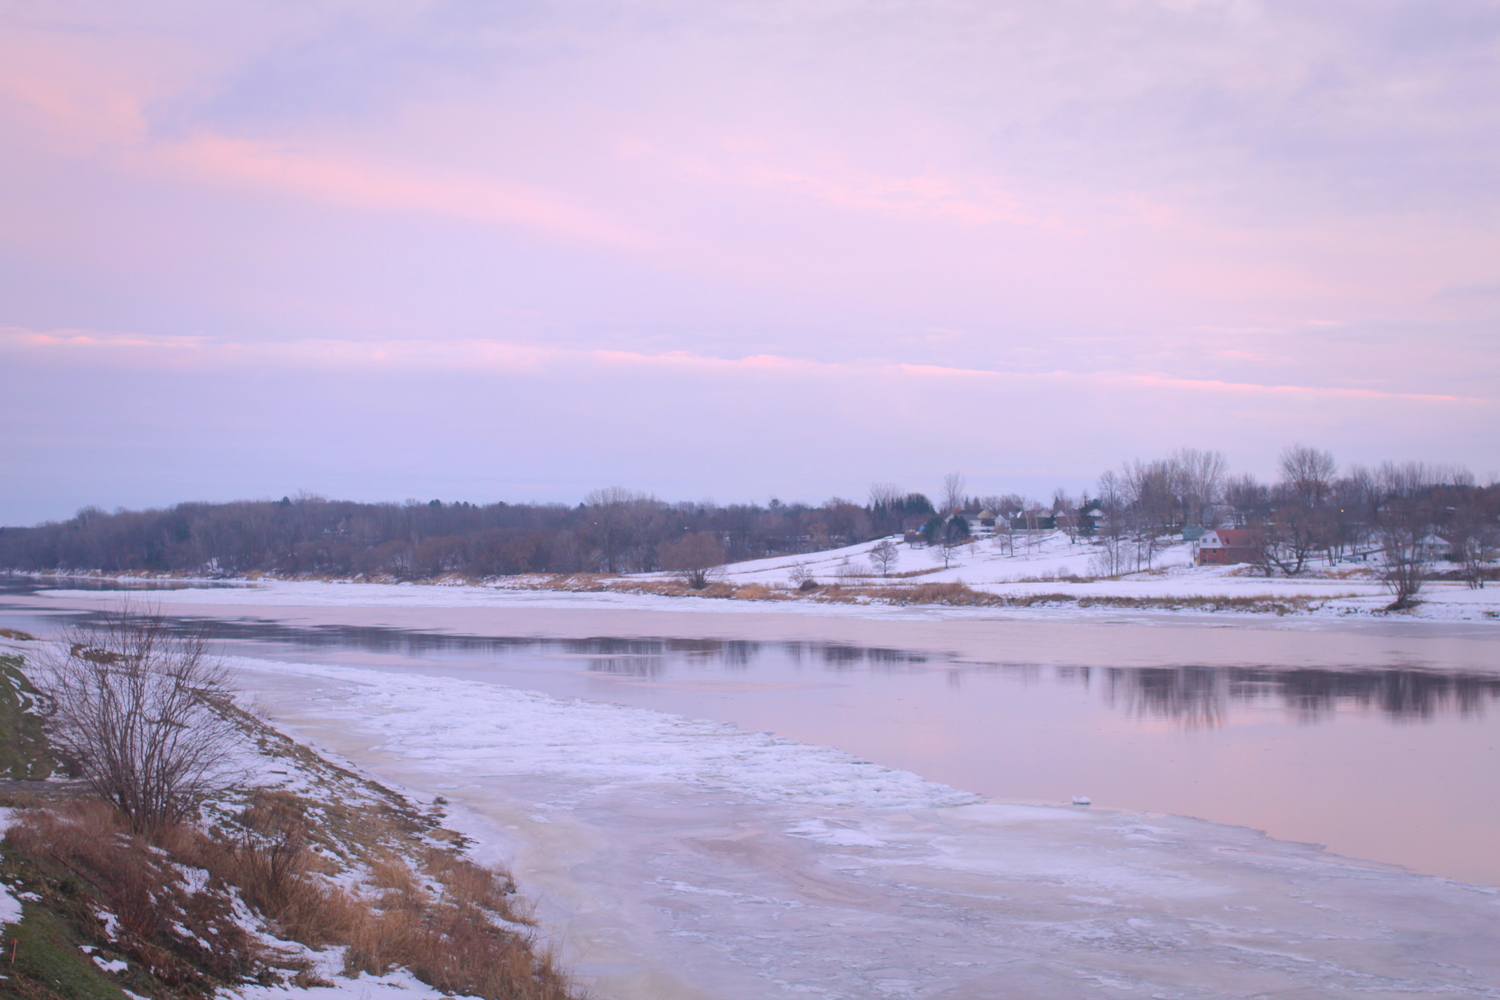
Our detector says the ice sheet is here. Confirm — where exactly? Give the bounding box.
[231,654,1500,1000]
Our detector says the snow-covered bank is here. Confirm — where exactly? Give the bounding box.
[15,528,1499,621]
[228,654,1500,1000]
[680,531,1500,621]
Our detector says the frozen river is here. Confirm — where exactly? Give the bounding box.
[5,579,1500,998]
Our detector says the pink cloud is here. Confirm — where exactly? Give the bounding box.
[157,136,648,247]
[4,325,1483,406]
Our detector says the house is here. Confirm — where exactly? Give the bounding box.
[978,509,997,528]
[1196,528,1264,566]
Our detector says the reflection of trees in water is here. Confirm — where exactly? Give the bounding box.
[1271,668,1498,720]
[805,643,927,671]
[1104,667,1227,729]
[570,639,927,677]
[23,601,1492,726]
[1099,665,1500,727]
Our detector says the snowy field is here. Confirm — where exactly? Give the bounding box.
[653,531,1500,621]
[13,530,1500,623]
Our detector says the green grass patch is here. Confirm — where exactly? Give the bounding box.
[3,904,128,1000]
[0,655,56,780]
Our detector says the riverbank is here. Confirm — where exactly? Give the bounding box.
[9,529,1500,623]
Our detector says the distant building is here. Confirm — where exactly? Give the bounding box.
[978,509,997,528]
[1196,528,1264,566]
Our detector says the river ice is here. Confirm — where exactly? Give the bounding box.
[230,655,1500,1000]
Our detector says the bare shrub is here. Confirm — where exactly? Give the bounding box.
[834,559,865,583]
[42,608,241,833]
[658,532,725,589]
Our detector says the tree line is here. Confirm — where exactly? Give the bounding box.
[0,488,910,579]
[2,446,1496,592]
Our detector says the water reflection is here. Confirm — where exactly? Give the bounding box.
[3,577,1496,727]
[1096,665,1500,727]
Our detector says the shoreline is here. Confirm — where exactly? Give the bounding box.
[7,577,1500,675]
[8,559,1500,625]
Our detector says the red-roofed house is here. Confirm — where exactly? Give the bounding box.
[1196,528,1265,566]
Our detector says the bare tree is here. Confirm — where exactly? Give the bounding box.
[658,531,725,589]
[941,472,967,516]
[982,494,1025,555]
[868,483,903,510]
[1052,490,1080,542]
[1173,448,1227,526]
[1447,488,1499,589]
[1089,532,1130,578]
[42,608,241,833]
[1375,463,1437,609]
[1378,501,1429,609]
[1223,473,1271,527]
[582,488,663,573]
[1279,445,1337,508]
[1263,503,1337,575]
[868,538,900,576]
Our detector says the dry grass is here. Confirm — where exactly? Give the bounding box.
[4,790,575,1000]
[1,679,581,1000]
[3,801,263,995]
[1009,570,1097,584]
[502,572,1329,616]
[732,583,775,600]
[194,786,574,1000]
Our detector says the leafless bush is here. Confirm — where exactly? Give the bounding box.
[834,559,865,583]
[42,607,241,833]
[658,531,725,589]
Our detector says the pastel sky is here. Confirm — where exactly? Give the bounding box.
[3,0,1497,524]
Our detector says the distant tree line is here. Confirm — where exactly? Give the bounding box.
[0,488,916,579]
[2,447,1495,596]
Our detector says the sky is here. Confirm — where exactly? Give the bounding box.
[2,0,1497,525]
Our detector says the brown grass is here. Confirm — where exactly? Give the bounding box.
[506,565,1338,617]
[3,801,263,994]
[3,709,579,1000]
[732,583,775,600]
[195,788,574,1000]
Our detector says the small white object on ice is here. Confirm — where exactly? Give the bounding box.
[1072,795,1091,806]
